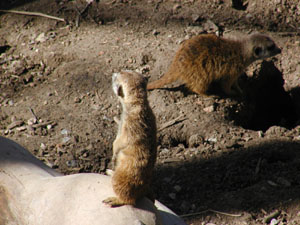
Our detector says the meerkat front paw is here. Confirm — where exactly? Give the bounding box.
[105,169,114,176]
[102,197,124,207]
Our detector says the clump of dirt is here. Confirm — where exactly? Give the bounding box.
[1,0,300,224]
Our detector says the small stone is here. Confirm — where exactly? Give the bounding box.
[40,143,46,150]
[245,13,253,20]
[267,180,278,187]
[258,131,264,138]
[265,126,288,136]
[276,177,291,187]
[244,137,252,142]
[270,218,278,225]
[35,33,47,43]
[61,129,69,135]
[160,148,170,154]
[207,137,217,143]
[293,135,300,141]
[27,118,37,125]
[8,100,14,106]
[173,4,181,12]
[44,160,54,168]
[174,185,181,192]
[203,105,215,113]
[46,124,52,130]
[168,193,176,200]
[62,137,71,143]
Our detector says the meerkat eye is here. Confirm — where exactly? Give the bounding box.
[254,47,262,57]
[117,85,124,98]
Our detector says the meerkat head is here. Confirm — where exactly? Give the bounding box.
[112,71,148,103]
[248,33,281,60]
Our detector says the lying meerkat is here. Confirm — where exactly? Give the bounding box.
[103,71,157,207]
[147,33,281,96]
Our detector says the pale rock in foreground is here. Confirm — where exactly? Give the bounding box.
[0,136,186,225]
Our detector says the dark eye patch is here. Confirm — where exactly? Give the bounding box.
[267,44,275,51]
[255,47,262,56]
[117,85,124,98]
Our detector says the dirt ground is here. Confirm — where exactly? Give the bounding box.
[1,0,300,224]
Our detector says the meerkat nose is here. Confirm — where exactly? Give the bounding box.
[277,48,282,54]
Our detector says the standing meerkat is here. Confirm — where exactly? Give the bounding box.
[147,33,281,96]
[103,71,157,207]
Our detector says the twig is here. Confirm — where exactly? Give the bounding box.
[255,157,262,175]
[75,1,92,27]
[31,121,57,128]
[158,115,186,132]
[0,9,65,22]
[180,209,242,218]
[263,210,280,223]
[28,107,38,121]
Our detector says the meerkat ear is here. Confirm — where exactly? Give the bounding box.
[117,85,124,98]
[254,47,262,58]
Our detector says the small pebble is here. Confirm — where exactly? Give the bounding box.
[168,193,176,200]
[62,137,71,143]
[258,131,264,138]
[61,129,69,135]
[40,143,46,150]
[174,185,182,192]
[203,105,215,113]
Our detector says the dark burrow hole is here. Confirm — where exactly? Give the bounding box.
[226,61,298,131]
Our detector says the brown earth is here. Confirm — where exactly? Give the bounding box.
[1,0,300,224]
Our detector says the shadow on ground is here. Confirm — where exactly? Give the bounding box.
[227,60,297,131]
[154,139,300,218]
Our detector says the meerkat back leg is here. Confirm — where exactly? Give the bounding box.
[221,77,239,96]
[102,197,135,207]
[111,138,127,168]
[187,82,209,96]
[232,79,243,95]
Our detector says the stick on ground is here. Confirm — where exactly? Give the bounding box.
[0,10,65,22]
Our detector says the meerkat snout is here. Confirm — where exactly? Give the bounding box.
[250,33,281,60]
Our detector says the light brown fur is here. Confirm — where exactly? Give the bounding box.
[147,33,281,96]
[103,71,157,207]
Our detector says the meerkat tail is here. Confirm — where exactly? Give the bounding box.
[147,71,177,90]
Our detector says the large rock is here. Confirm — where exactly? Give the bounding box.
[0,136,186,225]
